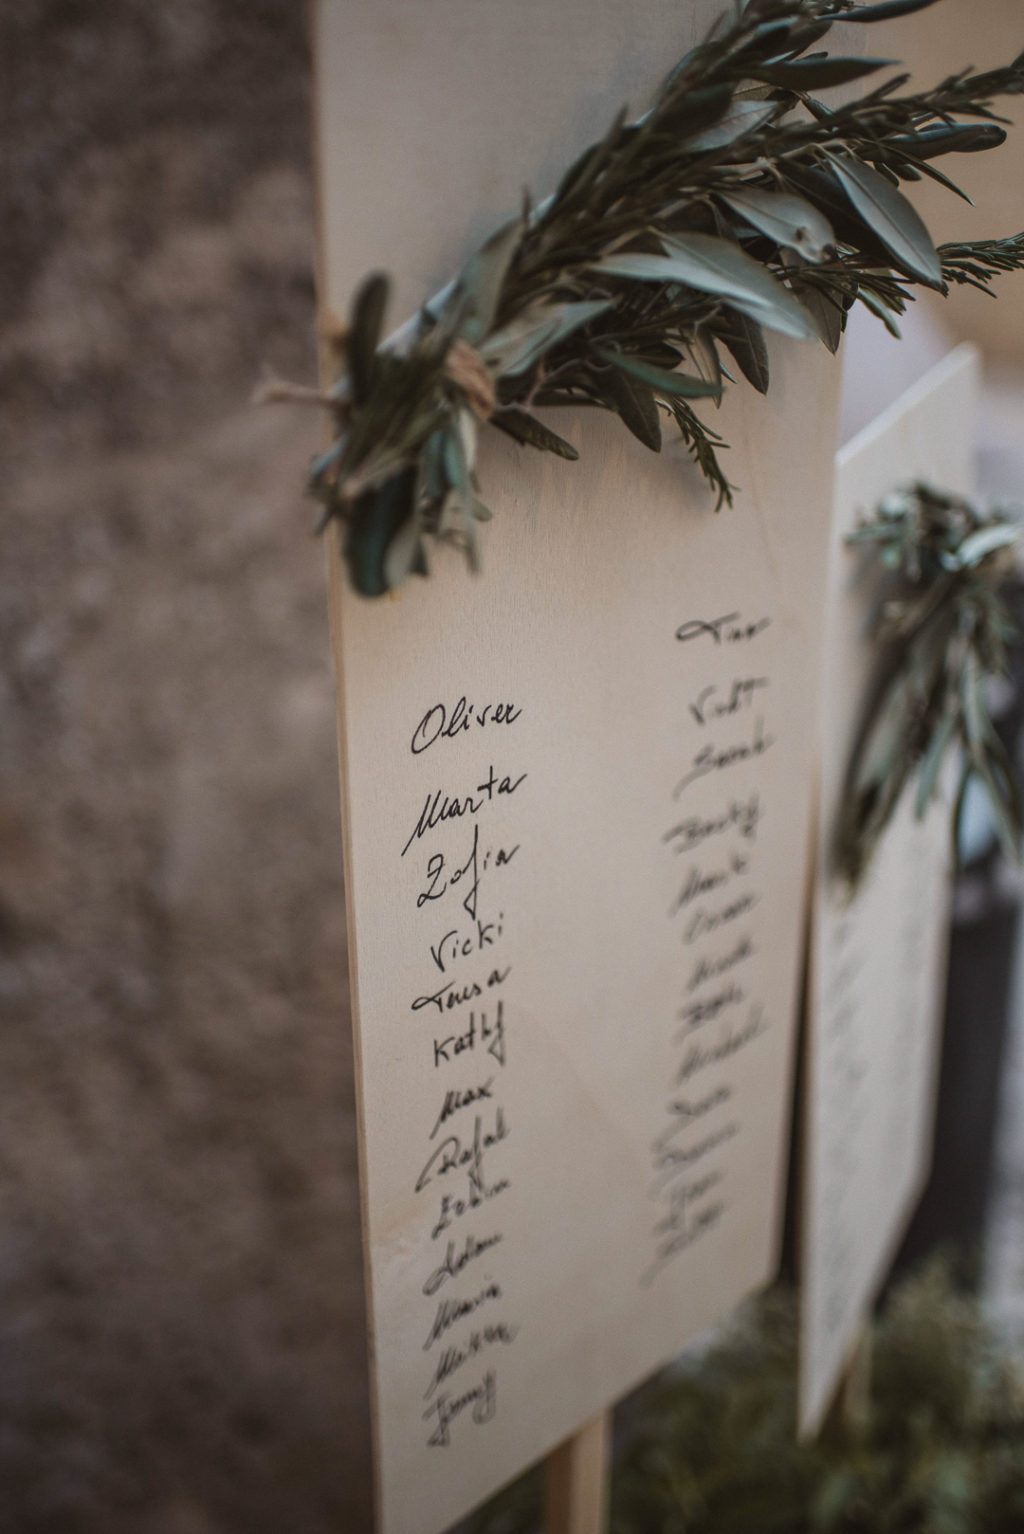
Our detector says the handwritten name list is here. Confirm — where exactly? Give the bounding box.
[402,696,525,1448]
[645,612,776,1287]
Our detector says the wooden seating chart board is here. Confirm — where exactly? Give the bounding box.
[798,345,978,1436]
[312,4,843,1529]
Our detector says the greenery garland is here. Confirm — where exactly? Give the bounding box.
[467,1263,1024,1534]
[280,0,1024,597]
[834,484,1022,889]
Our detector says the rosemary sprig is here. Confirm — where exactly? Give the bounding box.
[292,0,1024,596]
[834,483,1023,890]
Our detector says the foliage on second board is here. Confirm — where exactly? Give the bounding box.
[834,482,1023,889]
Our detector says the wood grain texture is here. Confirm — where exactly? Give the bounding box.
[544,1412,611,1534]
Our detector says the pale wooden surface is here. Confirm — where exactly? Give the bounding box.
[544,1412,611,1534]
[837,1328,872,1433]
[313,4,846,1530]
[798,347,978,1436]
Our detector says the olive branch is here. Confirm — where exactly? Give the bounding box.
[834,483,1023,890]
[274,0,1024,597]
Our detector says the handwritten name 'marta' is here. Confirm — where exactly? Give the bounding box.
[402,766,527,856]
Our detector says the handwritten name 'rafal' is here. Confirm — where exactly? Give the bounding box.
[402,765,528,857]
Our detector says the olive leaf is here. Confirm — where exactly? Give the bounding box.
[595,348,724,400]
[344,467,417,599]
[594,234,819,340]
[490,407,580,459]
[455,216,525,345]
[790,279,845,352]
[347,273,390,406]
[830,156,944,285]
[683,98,777,151]
[480,299,612,375]
[746,55,894,89]
[840,0,943,20]
[720,186,836,262]
[598,365,663,451]
[717,311,771,392]
[895,123,1008,160]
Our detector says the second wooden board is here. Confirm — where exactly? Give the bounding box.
[799,344,978,1436]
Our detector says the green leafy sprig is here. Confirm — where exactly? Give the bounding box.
[292,0,1024,596]
[835,483,1023,889]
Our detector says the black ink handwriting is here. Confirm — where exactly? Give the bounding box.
[675,613,771,646]
[674,718,774,799]
[689,677,769,727]
[422,1230,503,1297]
[402,768,527,858]
[423,1369,497,1447]
[411,697,522,755]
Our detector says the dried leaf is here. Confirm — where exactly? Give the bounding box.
[490,407,580,459]
[793,281,845,353]
[599,364,662,450]
[721,186,836,262]
[480,299,612,376]
[344,466,417,598]
[596,347,723,400]
[830,156,943,285]
[683,98,776,152]
[841,0,942,20]
[347,272,390,406]
[595,233,818,341]
[747,56,894,90]
[456,215,524,345]
[383,511,426,591]
[718,310,771,392]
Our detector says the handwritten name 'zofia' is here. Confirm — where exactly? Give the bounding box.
[402,766,527,856]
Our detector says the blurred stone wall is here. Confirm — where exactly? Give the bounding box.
[2,4,371,1530]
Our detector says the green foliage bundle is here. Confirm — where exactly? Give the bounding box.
[835,483,1023,889]
[290,0,1024,597]
[469,1264,1024,1534]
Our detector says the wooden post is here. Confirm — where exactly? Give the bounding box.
[544,1412,612,1534]
[838,1327,872,1432]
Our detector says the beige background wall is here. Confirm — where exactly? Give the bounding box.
[881,0,1024,361]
